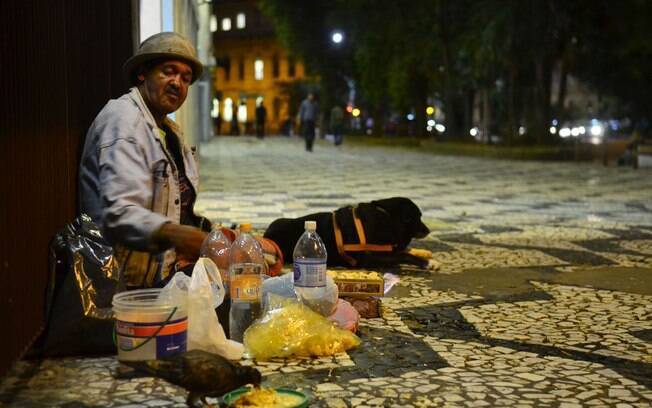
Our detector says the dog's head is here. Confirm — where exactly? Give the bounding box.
[371,197,430,246]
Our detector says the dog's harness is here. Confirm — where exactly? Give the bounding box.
[332,206,393,266]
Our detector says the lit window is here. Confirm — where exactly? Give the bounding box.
[236,13,246,29]
[221,18,231,31]
[211,98,219,118]
[254,59,264,80]
[210,15,217,32]
[237,103,247,123]
[223,98,233,122]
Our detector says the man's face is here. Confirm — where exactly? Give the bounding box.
[138,59,193,117]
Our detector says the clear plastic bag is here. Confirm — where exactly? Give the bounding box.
[296,275,339,317]
[243,294,360,361]
[262,272,297,307]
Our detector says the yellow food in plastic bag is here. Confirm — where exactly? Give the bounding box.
[243,296,360,360]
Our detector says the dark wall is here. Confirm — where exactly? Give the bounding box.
[0,1,135,378]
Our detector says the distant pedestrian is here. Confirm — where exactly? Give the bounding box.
[214,115,222,136]
[230,113,239,136]
[298,93,319,151]
[255,102,267,139]
[365,116,374,135]
[330,104,345,146]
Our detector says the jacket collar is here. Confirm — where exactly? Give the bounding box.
[128,87,184,140]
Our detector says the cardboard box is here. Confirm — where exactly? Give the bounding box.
[327,270,384,297]
[342,296,382,318]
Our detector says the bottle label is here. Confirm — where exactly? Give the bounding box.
[230,275,262,302]
[294,259,327,287]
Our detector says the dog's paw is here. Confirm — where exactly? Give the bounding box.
[426,258,440,271]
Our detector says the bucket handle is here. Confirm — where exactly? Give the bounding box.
[113,306,178,352]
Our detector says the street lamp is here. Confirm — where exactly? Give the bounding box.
[331,31,344,44]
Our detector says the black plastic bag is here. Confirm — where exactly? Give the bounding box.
[29,214,119,357]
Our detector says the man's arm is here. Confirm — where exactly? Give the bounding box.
[153,223,206,260]
[99,138,208,260]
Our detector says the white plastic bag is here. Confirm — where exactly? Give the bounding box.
[188,258,244,360]
[161,258,244,360]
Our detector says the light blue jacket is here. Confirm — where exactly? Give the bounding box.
[79,87,200,287]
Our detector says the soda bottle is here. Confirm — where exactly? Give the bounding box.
[228,223,264,343]
[199,225,232,288]
[293,220,332,315]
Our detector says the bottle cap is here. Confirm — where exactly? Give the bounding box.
[304,220,316,231]
[240,222,252,232]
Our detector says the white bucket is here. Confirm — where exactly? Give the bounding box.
[112,289,187,361]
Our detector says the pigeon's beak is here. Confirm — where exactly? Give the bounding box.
[249,368,262,387]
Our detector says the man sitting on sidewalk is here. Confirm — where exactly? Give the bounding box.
[79,32,209,289]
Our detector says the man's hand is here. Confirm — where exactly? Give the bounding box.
[154,223,207,261]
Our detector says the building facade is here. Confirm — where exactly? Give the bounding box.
[211,0,309,135]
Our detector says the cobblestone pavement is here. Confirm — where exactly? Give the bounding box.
[2,136,651,407]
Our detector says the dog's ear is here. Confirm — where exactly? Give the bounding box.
[371,197,413,216]
[373,197,421,221]
[372,197,430,239]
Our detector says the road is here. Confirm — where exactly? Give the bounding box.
[1,135,651,407]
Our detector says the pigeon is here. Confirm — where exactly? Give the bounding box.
[119,350,262,407]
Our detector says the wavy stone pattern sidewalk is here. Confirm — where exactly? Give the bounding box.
[1,136,651,407]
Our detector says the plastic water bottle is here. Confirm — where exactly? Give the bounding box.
[228,223,264,343]
[293,220,332,315]
[199,226,232,288]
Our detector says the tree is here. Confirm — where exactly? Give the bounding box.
[258,0,352,111]
[259,0,652,142]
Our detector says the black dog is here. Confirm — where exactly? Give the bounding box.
[264,197,431,268]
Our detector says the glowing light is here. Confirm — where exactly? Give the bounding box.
[435,124,446,133]
[406,113,415,121]
[559,127,571,138]
[236,13,246,29]
[519,126,526,135]
[427,119,435,127]
[237,103,247,123]
[552,119,558,126]
[470,127,478,137]
[590,125,603,136]
[210,15,218,32]
[426,106,435,115]
[346,105,353,113]
[254,59,264,80]
[352,108,361,117]
[590,136,602,145]
[331,31,344,44]
[571,127,580,137]
[223,98,233,122]
[426,126,433,132]
[211,98,219,118]
[579,126,586,135]
[549,126,557,134]
[221,18,231,31]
